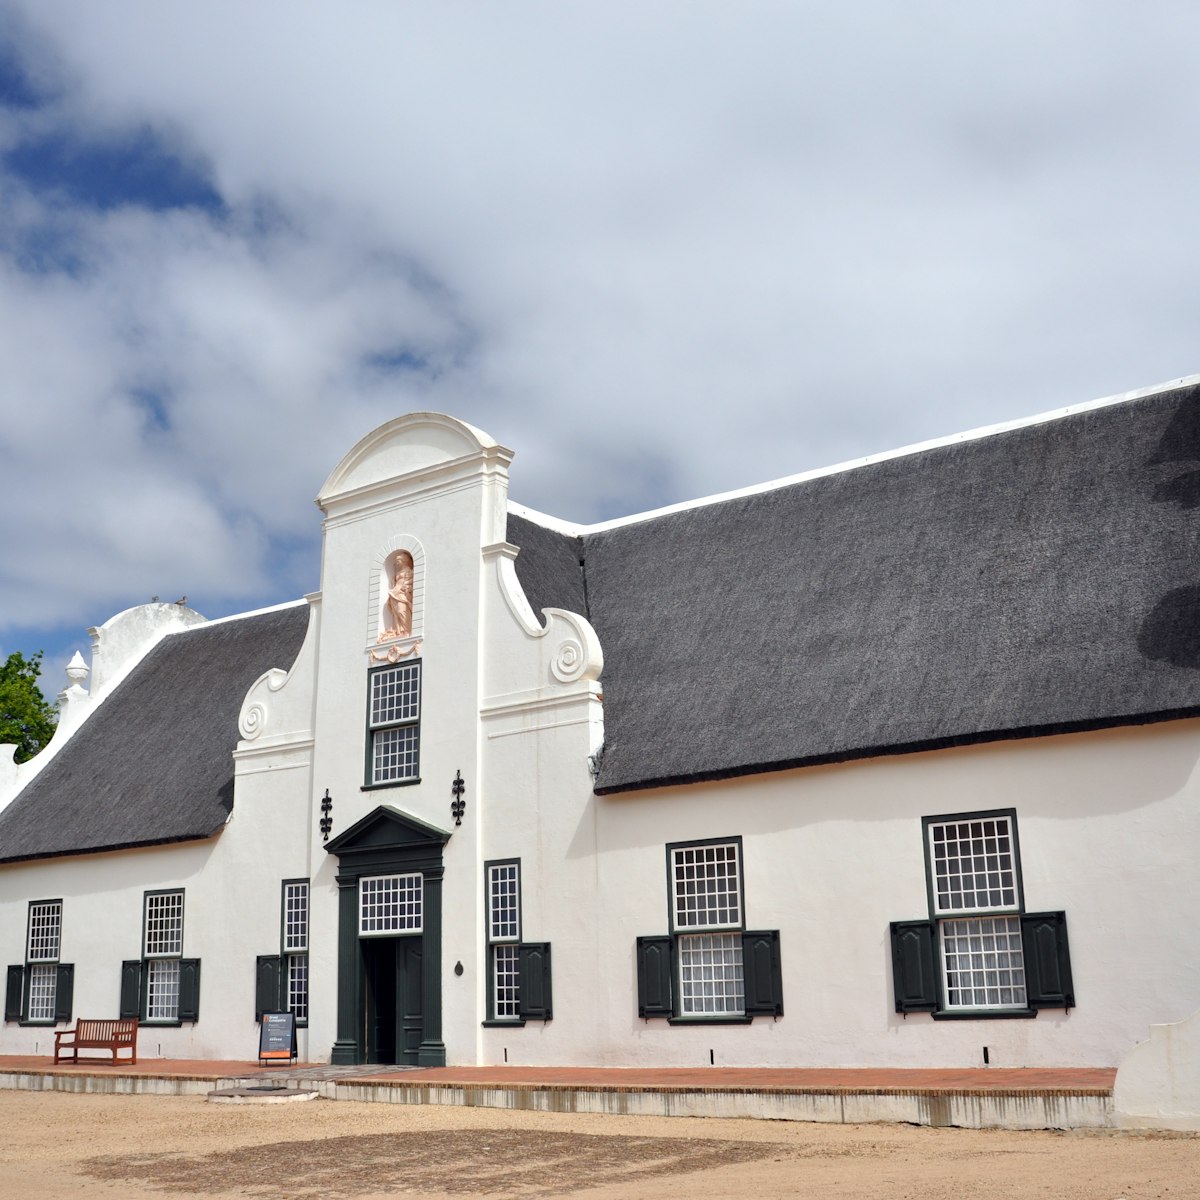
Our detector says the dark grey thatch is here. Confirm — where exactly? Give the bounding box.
[508,381,1200,794]
[0,605,310,862]
[507,511,586,622]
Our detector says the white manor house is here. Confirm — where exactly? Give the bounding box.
[3,377,1200,1124]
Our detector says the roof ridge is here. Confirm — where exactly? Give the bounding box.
[170,597,309,633]
[509,374,1200,536]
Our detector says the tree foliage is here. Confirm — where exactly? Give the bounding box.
[0,651,58,763]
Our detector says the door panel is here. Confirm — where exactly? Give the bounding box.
[398,938,423,1064]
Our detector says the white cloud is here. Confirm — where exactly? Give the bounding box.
[2,0,1199,648]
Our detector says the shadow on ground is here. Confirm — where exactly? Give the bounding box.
[83,1127,789,1197]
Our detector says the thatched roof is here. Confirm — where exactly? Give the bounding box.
[0,605,310,862]
[510,379,1200,793]
[7,381,1196,856]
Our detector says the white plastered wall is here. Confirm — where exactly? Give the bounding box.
[472,702,1200,1070]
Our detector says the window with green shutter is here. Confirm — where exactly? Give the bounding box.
[255,880,309,1024]
[636,838,782,1024]
[889,810,1074,1019]
[135,889,199,1024]
[5,899,73,1025]
[482,859,552,1024]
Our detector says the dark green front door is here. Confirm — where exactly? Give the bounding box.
[363,936,424,1065]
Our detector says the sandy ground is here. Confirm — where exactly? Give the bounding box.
[0,1090,1197,1200]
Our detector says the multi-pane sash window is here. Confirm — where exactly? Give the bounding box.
[6,900,74,1026]
[636,838,782,1022]
[144,891,184,1021]
[287,955,309,1023]
[940,916,1026,1008]
[928,816,1018,914]
[284,882,308,952]
[670,841,746,1017]
[120,890,198,1025]
[360,873,423,935]
[488,862,520,1020]
[367,661,421,784]
[146,960,181,1022]
[28,902,61,962]
[482,859,553,1022]
[678,932,744,1016]
[145,892,184,956]
[892,810,1074,1017]
[672,842,742,929]
[925,814,1024,1011]
[254,881,309,1025]
[26,901,61,1022]
[284,881,309,1024]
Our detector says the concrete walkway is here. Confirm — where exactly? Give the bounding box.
[0,1056,1117,1130]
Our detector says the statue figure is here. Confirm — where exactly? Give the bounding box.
[378,552,414,641]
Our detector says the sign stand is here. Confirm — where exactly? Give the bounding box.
[258,1011,297,1066]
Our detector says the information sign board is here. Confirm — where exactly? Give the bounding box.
[258,1011,297,1065]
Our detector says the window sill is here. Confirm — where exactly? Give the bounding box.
[17,1019,58,1027]
[481,1019,526,1028]
[361,778,421,791]
[931,1008,1037,1021]
[667,1015,754,1026]
[140,1020,184,1027]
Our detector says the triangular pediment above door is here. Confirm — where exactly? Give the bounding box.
[325,805,452,856]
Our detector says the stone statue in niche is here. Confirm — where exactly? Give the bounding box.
[378,551,415,641]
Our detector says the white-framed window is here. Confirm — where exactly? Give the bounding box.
[146,960,181,1022]
[145,891,184,957]
[670,840,746,1017]
[940,916,1026,1009]
[925,812,1026,1011]
[287,955,309,1022]
[928,814,1020,915]
[26,900,62,1022]
[367,661,421,785]
[283,880,309,1024]
[359,873,422,935]
[144,890,184,1021]
[487,861,521,1020]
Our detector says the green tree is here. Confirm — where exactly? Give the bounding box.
[0,651,58,763]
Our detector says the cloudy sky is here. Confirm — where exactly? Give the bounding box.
[1,2,1198,695]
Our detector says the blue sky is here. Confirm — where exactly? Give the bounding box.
[2,1,1199,703]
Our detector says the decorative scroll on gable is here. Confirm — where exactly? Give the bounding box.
[367,535,426,662]
[485,541,603,687]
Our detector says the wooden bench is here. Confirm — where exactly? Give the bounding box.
[54,1018,138,1065]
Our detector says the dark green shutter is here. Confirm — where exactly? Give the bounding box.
[890,920,939,1012]
[255,955,283,1020]
[1021,911,1074,1009]
[178,959,201,1022]
[517,943,552,1020]
[54,965,74,1023]
[636,935,674,1017]
[742,930,783,1017]
[4,966,23,1022]
[119,960,142,1020]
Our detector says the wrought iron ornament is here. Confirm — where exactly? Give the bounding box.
[320,789,333,841]
[450,770,466,826]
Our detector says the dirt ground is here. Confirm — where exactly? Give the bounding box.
[0,1090,1197,1200]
